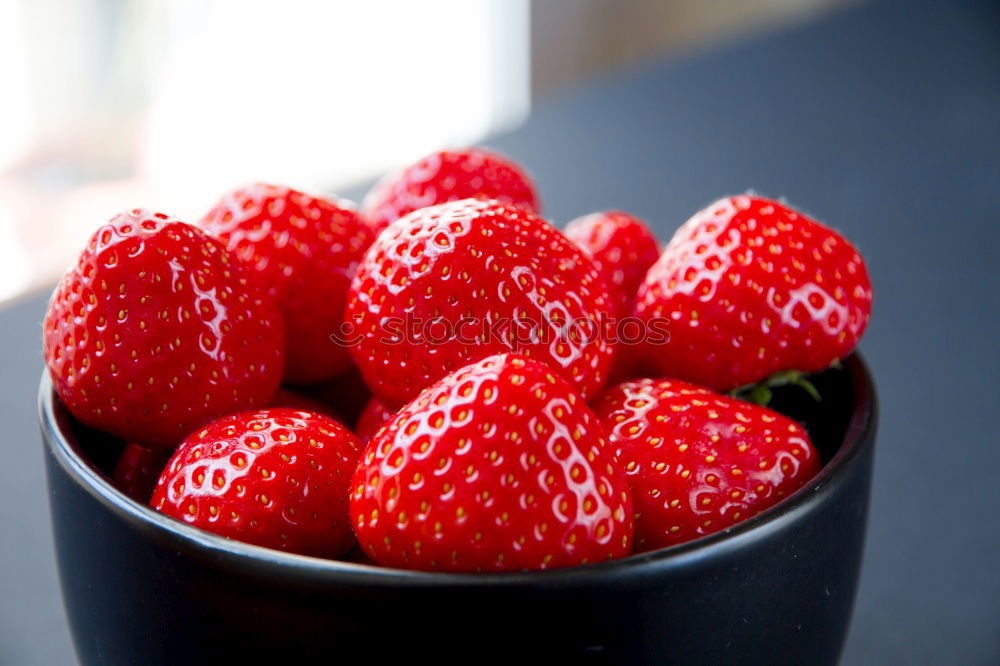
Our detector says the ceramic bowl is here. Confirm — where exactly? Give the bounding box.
[39,354,876,666]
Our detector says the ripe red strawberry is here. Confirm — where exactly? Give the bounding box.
[350,354,633,572]
[591,378,820,552]
[360,147,540,235]
[43,210,285,449]
[564,210,660,319]
[151,408,362,558]
[112,443,169,503]
[200,183,372,385]
[346,198,615,407]
[355,398,394,443]
[634,195,872,391]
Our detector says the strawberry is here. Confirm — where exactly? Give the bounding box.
[591,378,821,552]
[634,195,872,391]
[360,147,540,236]
[151,408,361,558]
[112,443,169,503]
[346,198,615,407]
[43,210,285,449]
[355,397,394,443]
[564,210,660,319]
[200,183,372,385]
[350,354,633,572]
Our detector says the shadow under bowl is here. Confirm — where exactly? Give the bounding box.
[39,354,877,666]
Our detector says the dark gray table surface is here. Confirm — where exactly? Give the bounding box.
[2,0,998,663]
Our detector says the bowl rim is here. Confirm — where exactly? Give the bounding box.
[39,354,876,588]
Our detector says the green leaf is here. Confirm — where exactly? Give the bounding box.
[730,369,822,406]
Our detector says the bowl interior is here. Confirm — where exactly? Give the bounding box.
[41,353,875,584]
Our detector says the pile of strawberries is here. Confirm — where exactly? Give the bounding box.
[42,147,872,572]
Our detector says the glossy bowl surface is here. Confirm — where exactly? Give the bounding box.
[40,355,877,666]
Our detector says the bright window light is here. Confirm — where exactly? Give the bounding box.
[0,0,529,301]
[141,0,530,205]
[0,0,33,171]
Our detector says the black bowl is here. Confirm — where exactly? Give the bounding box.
[39,355,877,666]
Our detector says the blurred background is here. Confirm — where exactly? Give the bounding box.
[0,0,853,305]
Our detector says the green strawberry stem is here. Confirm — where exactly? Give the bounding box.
[731,369,821,406]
